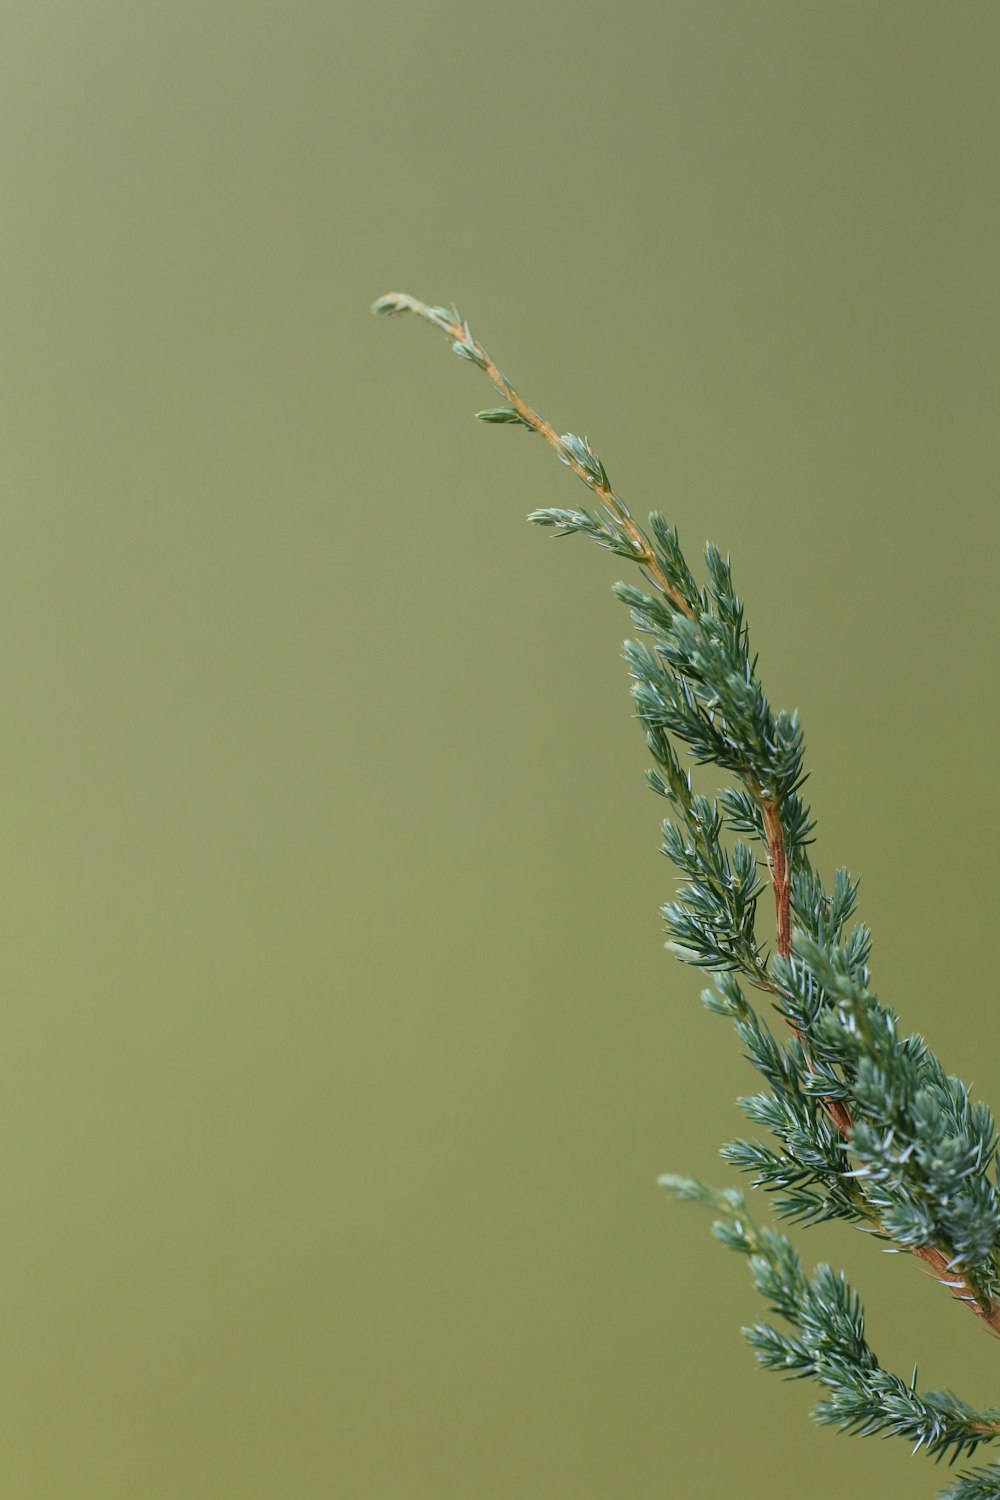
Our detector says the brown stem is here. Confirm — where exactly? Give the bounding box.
[758,795,855,1138]
[913,1245,1000,1339]
[760,796,791,961]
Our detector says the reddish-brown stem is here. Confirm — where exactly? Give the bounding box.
[757,795,853,1133]
[913,1245,1000,1338]
[760,797,792,960]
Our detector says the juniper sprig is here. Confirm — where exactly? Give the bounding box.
[373,292,1000,1497]
[662,1178,1000,1465]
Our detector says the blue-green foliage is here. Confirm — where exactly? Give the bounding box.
[375,293,1000,1498]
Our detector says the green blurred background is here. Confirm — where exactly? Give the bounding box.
[1,2,998,1495]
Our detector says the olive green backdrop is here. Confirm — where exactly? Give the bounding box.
[1,2,998,1496]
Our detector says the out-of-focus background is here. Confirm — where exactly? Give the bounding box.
[2,3,998,1496]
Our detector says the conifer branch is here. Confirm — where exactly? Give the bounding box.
[373,293,1000,1494]
[663,1179,1000,1465]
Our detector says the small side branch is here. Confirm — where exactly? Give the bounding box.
[373,293,695,617]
